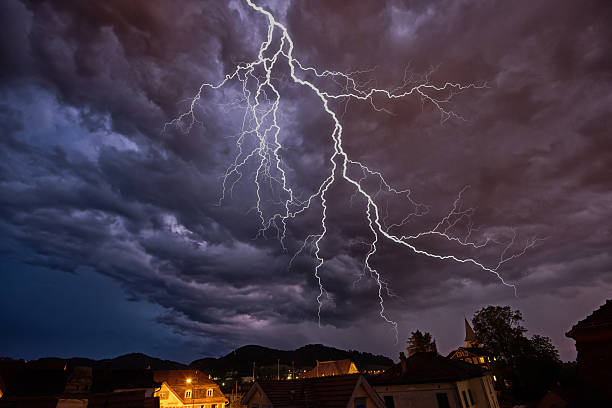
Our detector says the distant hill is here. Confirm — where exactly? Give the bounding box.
[18,353,188,371]
[3,345,393,380]
[189,344,394,378]
[100,353,187,370]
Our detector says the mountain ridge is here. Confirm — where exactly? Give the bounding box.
[190,344,394,377]
[2,344,394,377]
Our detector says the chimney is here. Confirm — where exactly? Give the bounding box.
[399,352,407,375]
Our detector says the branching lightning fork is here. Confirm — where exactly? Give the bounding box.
[166,0,539,341]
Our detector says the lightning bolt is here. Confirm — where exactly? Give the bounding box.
[166,0,539,341]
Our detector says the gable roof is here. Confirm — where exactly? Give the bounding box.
[371,352,485,385]
[243,374,383,408]
[566,299,612,338]
[303,359,357,378]
[153,370,226,404]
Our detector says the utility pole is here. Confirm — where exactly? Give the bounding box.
[292,361,294,380]
[277,359,280,380]
[316,360,319,377]
[252,361,255,383]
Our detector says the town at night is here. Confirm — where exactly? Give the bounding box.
[1,0,611,406]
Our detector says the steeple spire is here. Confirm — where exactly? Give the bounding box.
[464,317,480,348]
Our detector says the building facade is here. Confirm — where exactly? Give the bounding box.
[154,370,227,408]
[371,352,499,408]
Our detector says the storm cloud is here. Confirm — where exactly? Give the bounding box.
[1,0,611,362]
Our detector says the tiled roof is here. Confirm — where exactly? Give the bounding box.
[566,299,612,338]
[251,374,367,408]
[302,359,356,378]
[370,352,485,385]
[153,369,226,404]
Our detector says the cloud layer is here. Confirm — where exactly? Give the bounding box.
[1,0,611,361]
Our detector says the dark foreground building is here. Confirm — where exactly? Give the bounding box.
[0,360,159,408]
[242,374,384,408]
[566,299,612,405]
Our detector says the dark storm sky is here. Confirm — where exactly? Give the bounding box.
[1,0,611,364]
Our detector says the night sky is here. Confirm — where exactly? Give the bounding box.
[1,0,611,364]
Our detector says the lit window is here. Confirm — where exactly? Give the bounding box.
[186,390,192,398]
[493,375,497,381]
[207,389,214,397]
[479,357,485,363]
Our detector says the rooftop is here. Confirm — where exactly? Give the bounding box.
[371,352,486,385]
[250,374,370,408]
[302,359,357,378]
[566,299,612,338]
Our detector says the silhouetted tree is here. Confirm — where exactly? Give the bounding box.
[527,335,560,362]
[472,305,562,401]
[472,305,527,361]
[407,330,437,355]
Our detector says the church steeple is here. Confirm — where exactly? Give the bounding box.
[464,317,480,348]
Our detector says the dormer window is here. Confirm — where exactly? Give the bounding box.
[185,389,192,398]
[207,388,214,397]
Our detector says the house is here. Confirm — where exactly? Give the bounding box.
[153,370,228,408]
[565,298,612,404]
[447,320,494,371]
[302,360,359,378]
[242,374,384,408]
[0,363,160,408]
[370,352,499,408]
